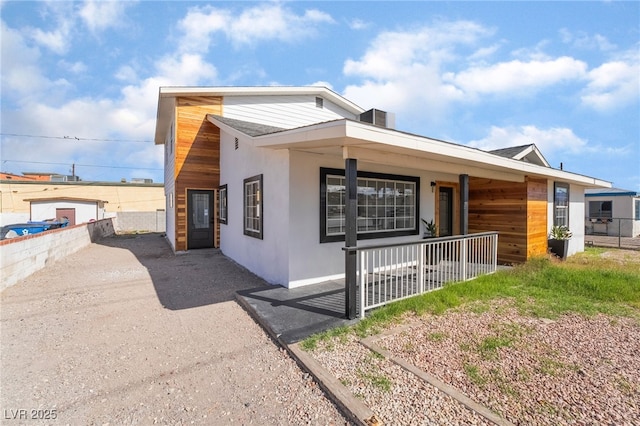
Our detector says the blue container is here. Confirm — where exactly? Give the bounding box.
[0,218,69,240]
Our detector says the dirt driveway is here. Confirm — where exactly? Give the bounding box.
[1,234,348,425]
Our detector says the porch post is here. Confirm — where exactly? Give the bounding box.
[459,174,469,235]
[345,158,358,319]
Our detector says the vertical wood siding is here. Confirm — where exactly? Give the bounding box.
[468,177,547,264]
[526,177,549,258]
[174,96,222,251]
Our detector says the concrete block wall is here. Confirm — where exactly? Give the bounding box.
[114,211,166,233]
[0,218,115,292]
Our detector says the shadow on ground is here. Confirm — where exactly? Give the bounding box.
[97,233,357,342]
[97,233,267,310]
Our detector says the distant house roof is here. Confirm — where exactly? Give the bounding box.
[489,144,550,167]
[0,172,36,181]
[585,188,640,197]
[23,197,108,203]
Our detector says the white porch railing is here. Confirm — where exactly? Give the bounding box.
[356,232,498,318]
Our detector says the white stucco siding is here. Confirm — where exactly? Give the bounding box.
[547,181,586,257]
[223,95,358,129]
[287,150,457,288]
[163,118,176,251]
[219,131,290,286]
[164,181,176,251]
[30,201,102,223]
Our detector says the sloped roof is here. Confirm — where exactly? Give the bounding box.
[207,115,286,137]
[489,144,550,167]
[155,86,364,144]
[489,144,533,158]
[206,114,610,188]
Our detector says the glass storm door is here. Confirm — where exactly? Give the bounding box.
[438,187,453,237]
[187,190,214,249]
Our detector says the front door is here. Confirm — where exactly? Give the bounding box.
[56,208,76,225]
[438,187,453,237]
[187,190,214,249]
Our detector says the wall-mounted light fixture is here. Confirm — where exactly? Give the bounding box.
[430,181,436,192]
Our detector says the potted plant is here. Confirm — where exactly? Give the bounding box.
[421,218,437,238]
[548,225,572,260]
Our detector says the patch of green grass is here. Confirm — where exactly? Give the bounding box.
[478,335,514,359]
[427,332,448,342]
[537,357,567,376]
[464,363,488,387]
[301,250,640,346]
[299,325,350,351]
[356,369,392,392]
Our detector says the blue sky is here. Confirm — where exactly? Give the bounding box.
[1,1,639,190]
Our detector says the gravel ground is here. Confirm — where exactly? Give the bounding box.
[1,234,349,425]
[310,301,640,426]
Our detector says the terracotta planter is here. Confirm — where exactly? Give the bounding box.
[548,239,569,260]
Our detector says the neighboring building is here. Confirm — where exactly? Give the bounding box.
[0,172,37,181]
[0,179,166,232]
[24,197,107,225]
[585,188,640,237]
[154,86,611,288]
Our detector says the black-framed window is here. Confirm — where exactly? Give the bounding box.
[635,200,640,220]
[219,184,228,225]
[554,182,570,227]
[243,175,263,239]
[588,200,612,219]
[320,167,419,243]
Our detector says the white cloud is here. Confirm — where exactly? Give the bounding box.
[342,20,491,122]
[25,2,75,54]
[467,125,587,156]
[58,60,87,74]
[559,28,616,51]
[0,21,71,104]
[348,18,370,30]
[177,3,334,53]
[78,0,131,33]
[443,57,588,96]
[581,49,640,111]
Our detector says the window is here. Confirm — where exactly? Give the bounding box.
[588,200,612,219]
[219,184,228,225]
[554,182,570,227]
[635,200,640,220]
[320,168,419,243]
[315,97,323,108]
[244,175,263,239]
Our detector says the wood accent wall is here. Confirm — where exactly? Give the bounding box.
[174,96,223,251]
[468,177,548,264]
[526,177,549,259]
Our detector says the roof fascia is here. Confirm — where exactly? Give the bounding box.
[585,191,639,197]
[250,120,611,188]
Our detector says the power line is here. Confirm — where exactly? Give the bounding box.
[2,159,162,171]
[0,133,153,143]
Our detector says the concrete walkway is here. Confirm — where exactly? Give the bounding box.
[0,233,349,425]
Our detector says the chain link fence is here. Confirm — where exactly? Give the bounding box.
[585,217,640,250]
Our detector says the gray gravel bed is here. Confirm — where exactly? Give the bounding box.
[310,301,640,425]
